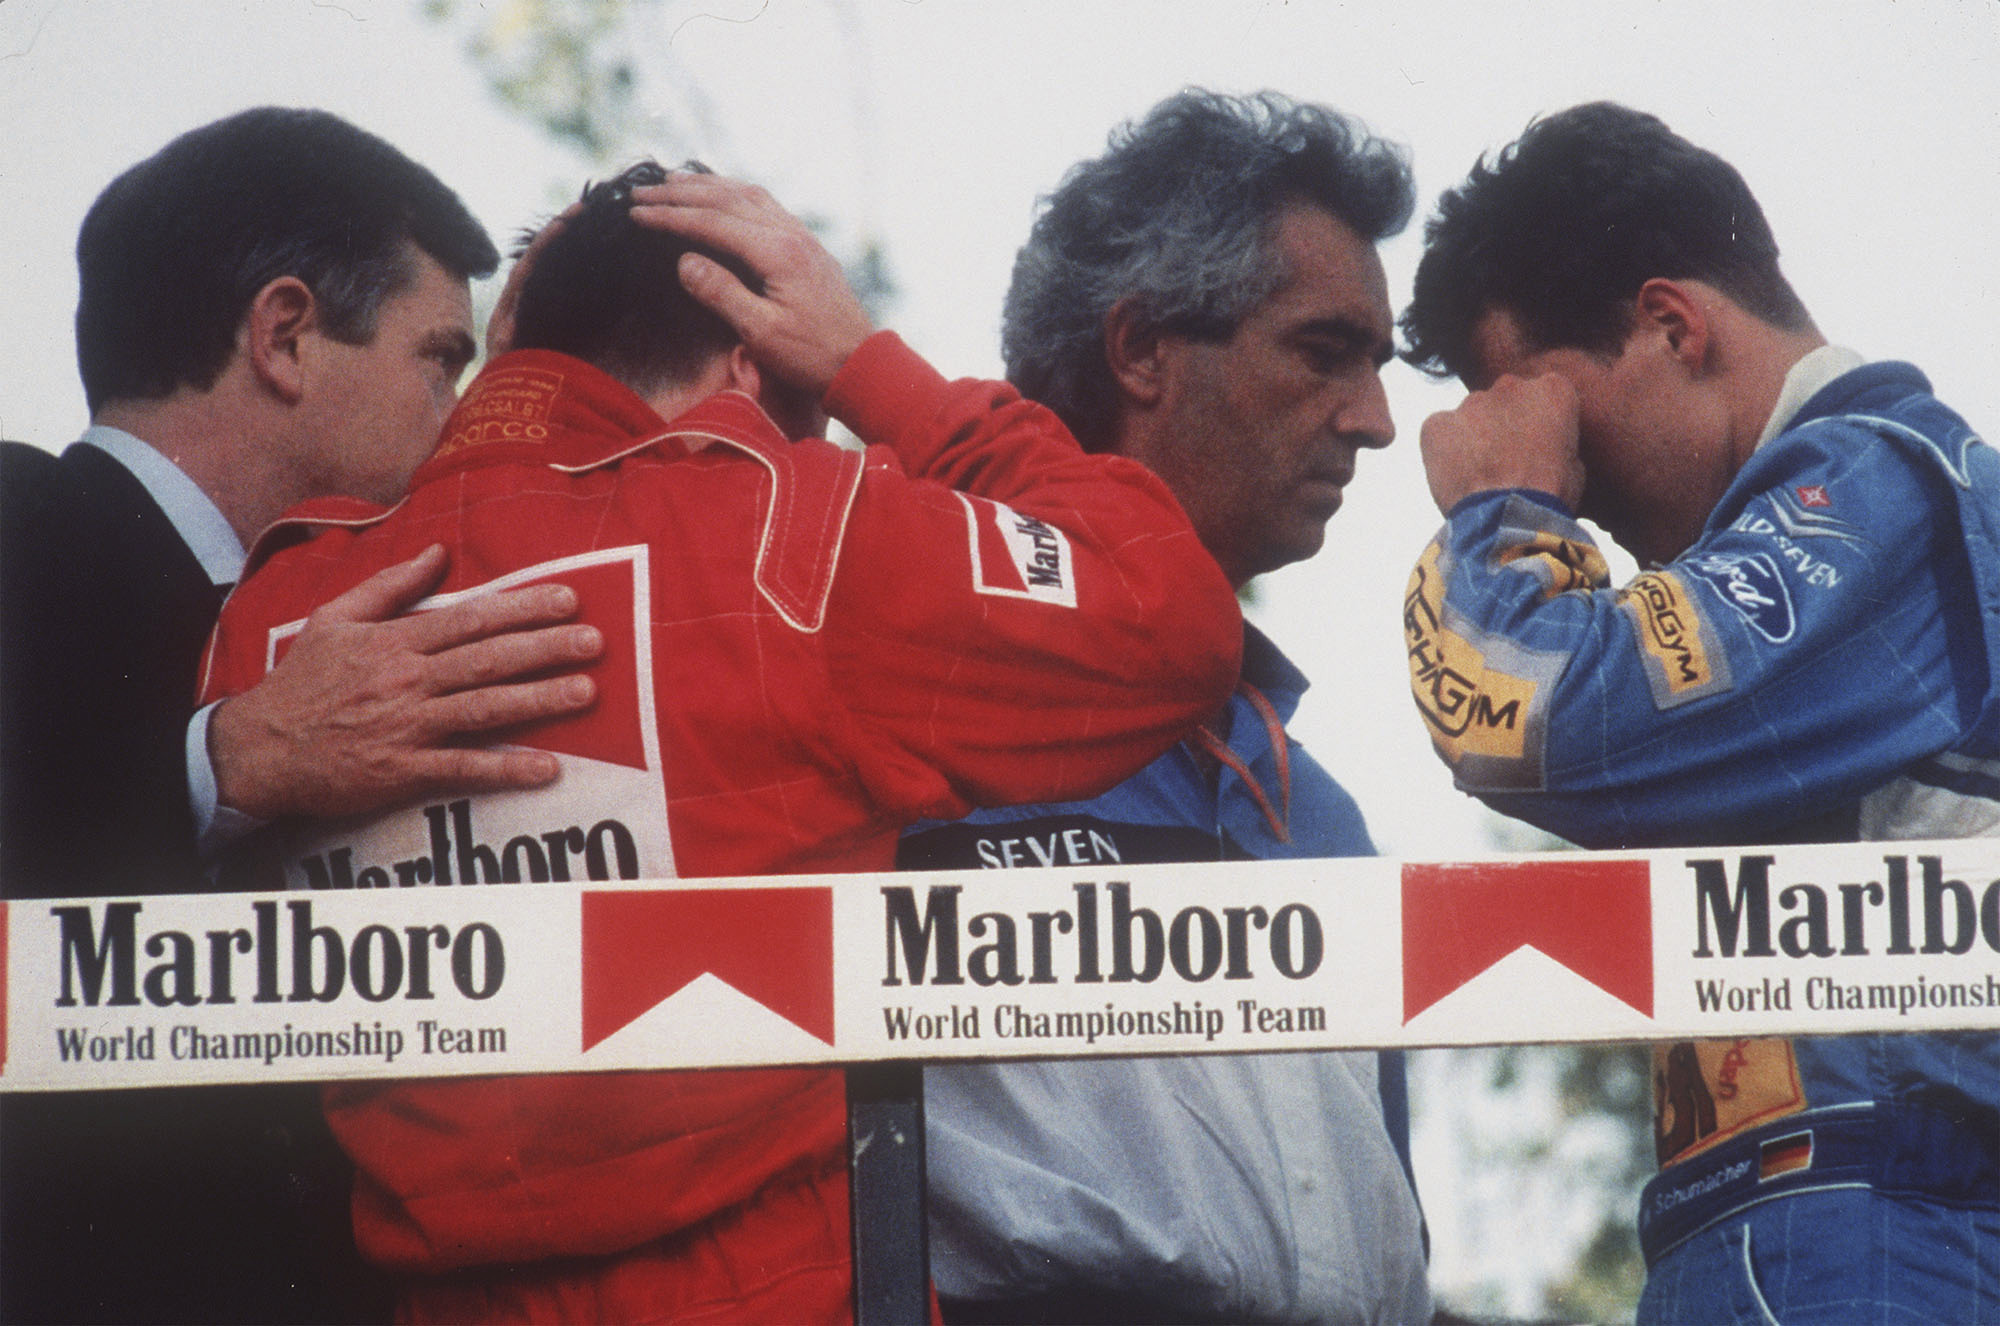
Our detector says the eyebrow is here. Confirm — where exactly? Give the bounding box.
[1297,316,1396,368]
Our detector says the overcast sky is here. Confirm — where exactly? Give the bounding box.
[3,0,1996,856]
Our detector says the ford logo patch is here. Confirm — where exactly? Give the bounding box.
[1682,552,1795,642]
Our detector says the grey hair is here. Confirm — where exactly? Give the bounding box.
[1002,89,1413,450]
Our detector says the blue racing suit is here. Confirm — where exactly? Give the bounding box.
[1407,351,2000,1323]
[902,625,1432,1326]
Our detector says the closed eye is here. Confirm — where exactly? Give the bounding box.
[426,330,478,385]
[1300,338,1391,376]
[1296,317,1393,375]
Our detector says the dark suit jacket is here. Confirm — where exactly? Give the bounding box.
[0,440,383,1323]
[1,440,214,899]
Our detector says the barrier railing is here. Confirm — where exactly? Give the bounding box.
[12,844,1999,1090]
[10,842,1999,1321]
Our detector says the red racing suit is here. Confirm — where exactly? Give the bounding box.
[198,332,1240,1322]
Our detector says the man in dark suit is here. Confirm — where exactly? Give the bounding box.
[0,107,601,1324]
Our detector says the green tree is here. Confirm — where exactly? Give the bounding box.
[424,0,894,318]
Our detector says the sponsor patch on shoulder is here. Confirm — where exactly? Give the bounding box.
[1794,484,1831,509]
[1404,542,1543,776]
[959,494,1077,607]
[1619,571,1732,709]
[1493,531,1610,600]
[1681,552,1795,643]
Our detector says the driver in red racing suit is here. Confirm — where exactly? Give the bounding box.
[198,167,1240,1322]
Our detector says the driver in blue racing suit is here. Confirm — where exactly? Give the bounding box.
[1400,101,2000,1324]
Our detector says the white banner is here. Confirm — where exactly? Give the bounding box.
[6,839,2000,1091]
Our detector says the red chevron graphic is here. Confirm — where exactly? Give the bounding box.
[580,887,835,1050]
[1402,859,1653,1021]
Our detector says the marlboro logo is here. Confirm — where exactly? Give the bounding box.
[960,494,1076,607]
[1401,859,1653,1020]
[258,547,676,893]
[580,887,835,1049]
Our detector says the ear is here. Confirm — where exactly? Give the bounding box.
[242,276,319,404]
[1633,278,1711,374]
[725,343,827,442]
[724,342,765,397]
[1103,297,1173,408]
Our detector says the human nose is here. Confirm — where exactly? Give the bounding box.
[1338,368,1395,449]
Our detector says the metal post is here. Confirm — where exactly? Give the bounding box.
[847,1061,928,1325]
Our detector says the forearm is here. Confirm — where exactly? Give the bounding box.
[1408,471,1969,848]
